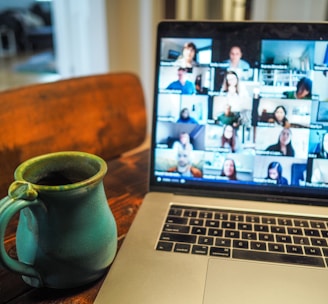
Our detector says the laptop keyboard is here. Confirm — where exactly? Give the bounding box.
[156,205,328,268]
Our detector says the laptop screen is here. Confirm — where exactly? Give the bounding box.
[150,21,328,205]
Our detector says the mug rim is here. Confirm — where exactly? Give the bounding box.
[14,151,107,191]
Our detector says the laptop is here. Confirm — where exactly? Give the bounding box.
[95,21,328,304]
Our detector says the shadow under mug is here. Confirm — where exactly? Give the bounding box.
[0,151,117,288]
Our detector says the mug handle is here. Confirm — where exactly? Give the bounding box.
[0,181,42,283]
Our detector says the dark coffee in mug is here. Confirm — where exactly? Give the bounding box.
[19,154,101,187]
[35,169,91,186]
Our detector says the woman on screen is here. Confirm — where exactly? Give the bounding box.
[221,124,238,153]
[172,132,194,152]
[219,70,251,114]
[265,128,295,157]
[270,105,290,127]
[174,42,198,68]
[265,162,288,185]
[220,158,237,180]
[176,108,198,124]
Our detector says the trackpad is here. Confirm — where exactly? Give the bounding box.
[203,259,328,304]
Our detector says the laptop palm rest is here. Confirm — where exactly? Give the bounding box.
[203,258,328,304]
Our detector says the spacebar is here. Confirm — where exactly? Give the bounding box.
[233,249,325,267]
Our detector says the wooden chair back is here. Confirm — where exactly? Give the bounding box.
[0,72,147,196]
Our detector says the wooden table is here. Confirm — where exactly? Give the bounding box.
[1,148,150,304]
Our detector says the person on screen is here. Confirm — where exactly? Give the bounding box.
[216,104,239,127]
[265,128,295,157]
[174,42,198,68]
[220,71,251,112]
[268,105,290,127]
[167,148,202,178]
[283,77,312,99]
[224,46,251,80]
[220,158,237,180]
[176,108,198,124]
[166,67,196,95]
[221,124,238,153]
[172,132,194,152]
[221,70,240,95]
[224,46,250,70]
[265,161,288,185]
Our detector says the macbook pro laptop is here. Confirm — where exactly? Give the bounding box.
[95,21,328,304]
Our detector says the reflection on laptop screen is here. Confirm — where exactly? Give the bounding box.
[151,22,328,204]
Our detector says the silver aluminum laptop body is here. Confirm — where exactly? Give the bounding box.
[95,21,328,303]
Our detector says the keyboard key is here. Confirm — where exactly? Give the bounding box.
[230,214,244,222]
[304,229,320,237]
[304,246,322,256]
[310,221,325,229]
[268,243,285,253]
[271,226,286,234]
[238,223,252,231]
[259,233,274,242]
[233,249,325,267]
[278,218,292,226]
[169,208,183,216]
[192,245,208,255]
[210,247,231,257]
[156,241,173,252]
[251,241,266,251]
[294,220,309,227]
[199,211,213,219]
[262,217,276,225]
[222,221,236,229]
[254,224,269,232]
[174,243,191,253]
[225,230,240,238]
[311,238,328,247]
[293,236,310,245]
[160,232,196,243]
[287,227,302,235]
[163,224,190,234]
[276,235,292,243]
[242,231,257,240]
[190,218,204,226]
[191,227,206,235]
[246,215,260,223]
[184,210,197,217]
[198,236,214,245]
[214,212,228,220]
[215,238,231,247]
[286,245,303,255]
[205,220,220,228]
[208,228,223,237]
[233,240,249,249]
[166,216,188,225]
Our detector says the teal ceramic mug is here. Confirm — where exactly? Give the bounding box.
[0,151,117,288]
